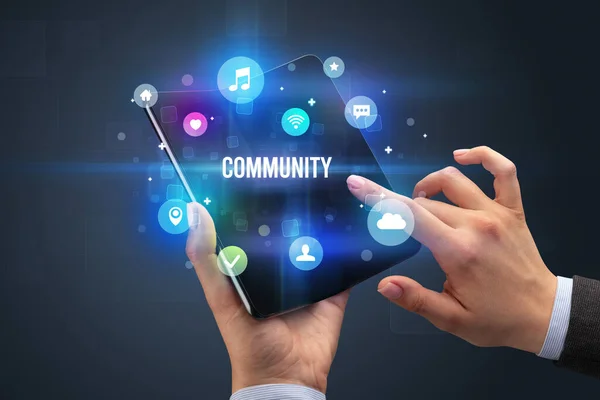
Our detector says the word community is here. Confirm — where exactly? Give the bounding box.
[222,157,333,179]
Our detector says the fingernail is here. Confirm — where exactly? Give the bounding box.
[347,175,365,190]
[187,203,200,230]
[378,282,404,300]
[453,149,469,156]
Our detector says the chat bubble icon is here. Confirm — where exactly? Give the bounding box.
[353,104,371,119]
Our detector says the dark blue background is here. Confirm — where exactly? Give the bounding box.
[1,0,598,398]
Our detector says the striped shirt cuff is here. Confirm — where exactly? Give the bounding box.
[537,276,573,360]
[230,384,326,400]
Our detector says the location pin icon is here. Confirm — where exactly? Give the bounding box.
[169,206,183,226]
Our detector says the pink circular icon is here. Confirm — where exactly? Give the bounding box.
[183,112,208,137]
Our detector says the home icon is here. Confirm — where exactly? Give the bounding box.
[140,89,152,102]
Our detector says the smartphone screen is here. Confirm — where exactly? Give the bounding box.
[147,55,420,317]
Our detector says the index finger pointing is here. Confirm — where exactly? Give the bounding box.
[346,175,457,251]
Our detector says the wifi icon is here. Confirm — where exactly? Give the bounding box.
[287,114,305,129]
[282,107,310,136]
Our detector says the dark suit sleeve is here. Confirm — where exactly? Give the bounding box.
[555,276,600,378]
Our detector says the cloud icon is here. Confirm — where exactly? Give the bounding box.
[376,213,407,230]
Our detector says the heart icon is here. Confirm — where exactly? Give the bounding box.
[190,119,202,130]
[183,112,208,137]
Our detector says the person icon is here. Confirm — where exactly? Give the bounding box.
[296,244,316,262]
[289,237,323,270]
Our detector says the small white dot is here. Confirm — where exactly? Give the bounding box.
[117,132,126,141]
[258,225,271,237]
[361,249,373,262]
[280,86,284,91]
[407,118,415,127]
[148,177,152,181]
[181,74,194,86]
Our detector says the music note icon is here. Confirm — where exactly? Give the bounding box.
[228,67,251,92]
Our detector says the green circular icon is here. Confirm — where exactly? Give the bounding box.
[217,246,248,276]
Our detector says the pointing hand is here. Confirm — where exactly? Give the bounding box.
[347,146,557,354]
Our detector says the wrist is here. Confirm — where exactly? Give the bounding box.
[230,384,326,400]
[510,272,558,354]
[232,369,328,395]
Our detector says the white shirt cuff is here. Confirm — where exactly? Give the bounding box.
[537,276,573,360]
[230,384,326,400]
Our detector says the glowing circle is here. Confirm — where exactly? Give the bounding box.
[181,74,194,86]
[183,112,208,137]
[217,246,248,277]
[217,56,265,104]
[407,117,415,126]
[282,107,310,136]
[289,236,323,271]
[361,249,373,261]
[157,199,189,235]
[367,198,415,246]
[323,56,345,79]
[133,83,158,108]
[258,225,271,237]
[344,96,378,130]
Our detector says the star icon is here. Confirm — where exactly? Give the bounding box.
[308,98,316,107]
[329,62,339,71]
[382,89,387,94]
[130,98,135,103]
[210,116,214,121]
[423,133,428,138]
